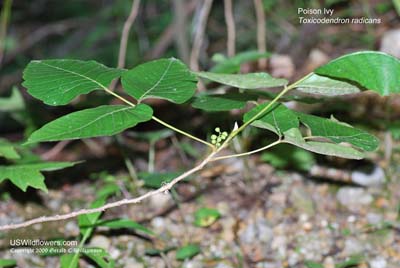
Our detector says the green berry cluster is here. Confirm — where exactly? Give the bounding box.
[211,127,228,147]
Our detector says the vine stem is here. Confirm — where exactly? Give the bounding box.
[0,75,309,231]
[102,87,215,148]
[211,139,282,161]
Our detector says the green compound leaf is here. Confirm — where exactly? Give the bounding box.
[121,58,197,104]
[210,50,270,73]
[0,161,77,192]
[194,208,221,227]
[176,244,201,261]
[196,72,288,89]
[0,139,20,160]
[296,73,361,96]
[22,60,124,105]
[191,93,257,111]
[315,51,400,96]
[138,172,181,189]
[83,248,115,268]
[26,104,153,144]
[243,102,299,136]
[296,112,379,152]
[283,128,364,159]
[97,218,154,235]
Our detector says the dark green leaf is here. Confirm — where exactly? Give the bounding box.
[243,102,299,136]
[78,196,107,237]
[0,259,17,268]
[23,60,124,105]
[197,72,288,89]
[296,73,360,96]
[261,144,315,171]
[210,51,270,73]
[96,184,120,199]
[175,244,200,261]
[121,58,197,103]
[315,51,400,96]
[26,104,153,144]
[0,162,77,192]
[83,248,115,268]
[138,172,181,188]
[283,128,364,159]
[296,112,379,151]
[191,93,257,111]
[97,218,154,235]
[194,208,221,227]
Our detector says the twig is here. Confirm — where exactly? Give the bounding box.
[211,140,281,161]
[0,151,217,231]
[190,0,214,71]
[223,0,235,57]
[0,0,12,65]
[172,0,190,63]
[145,0,197,60]
[41,140,71,160]
[253,0,267,69]
[117,0,141,69]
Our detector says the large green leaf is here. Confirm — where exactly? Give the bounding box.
[83,248,115,268]
[243,102,299,136]
[283,128,364,159]
[296,73,360,96]
[197,72,288,89]
[0,259,17,268]
[191,93,257,111]
[121,58,197,104]
[97,218,154,235]
[296,112,379,151]
[315,51,400,96]
[22,60,124,105]
[0,162,76,192]
[210,51,270,74]
[26,104,153,144]
[0,139,20,160]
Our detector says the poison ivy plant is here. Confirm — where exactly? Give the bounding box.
[0,140,77,192]
[10,51,399,237]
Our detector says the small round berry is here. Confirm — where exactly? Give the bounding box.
[222,131,228,137]
[215,127,220,133]
[216,143,221,147]
[211,134,217,140]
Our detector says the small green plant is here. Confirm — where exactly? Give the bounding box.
[1,50,399,234]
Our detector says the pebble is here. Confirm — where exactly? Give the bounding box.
[124,258,144,268]
[336,187,373,210]
[238,218,273,244]
[149,192,171,210]
[366,213,383,225]
[380,29,400,58]
[369,257,387,268]
[89,235,111,250]
[343,238,364,255]
[351,166,385,187]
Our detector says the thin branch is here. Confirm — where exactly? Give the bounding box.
[190,0,213,71]
[0,151,217,231]
[172,0,190,63]
[0,0,12,65]
[253,0,267,69]
[223,0,235,57]
[211,140,281,161]
[117,0,141,69]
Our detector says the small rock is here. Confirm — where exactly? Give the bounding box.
[64,221,80,237]
[290,188,315,216]
[124,258,144,268]
[380,29,400,58]
[182,259,203,268]
[366,213,383,225]
[238,218,273,244]
[336,187,373,211]
[89,235,111,250]
[369,257,387,268]
[149,192,172,210]
[351,166,385,187]
[344,238,364,255]
[323,256,335,268]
